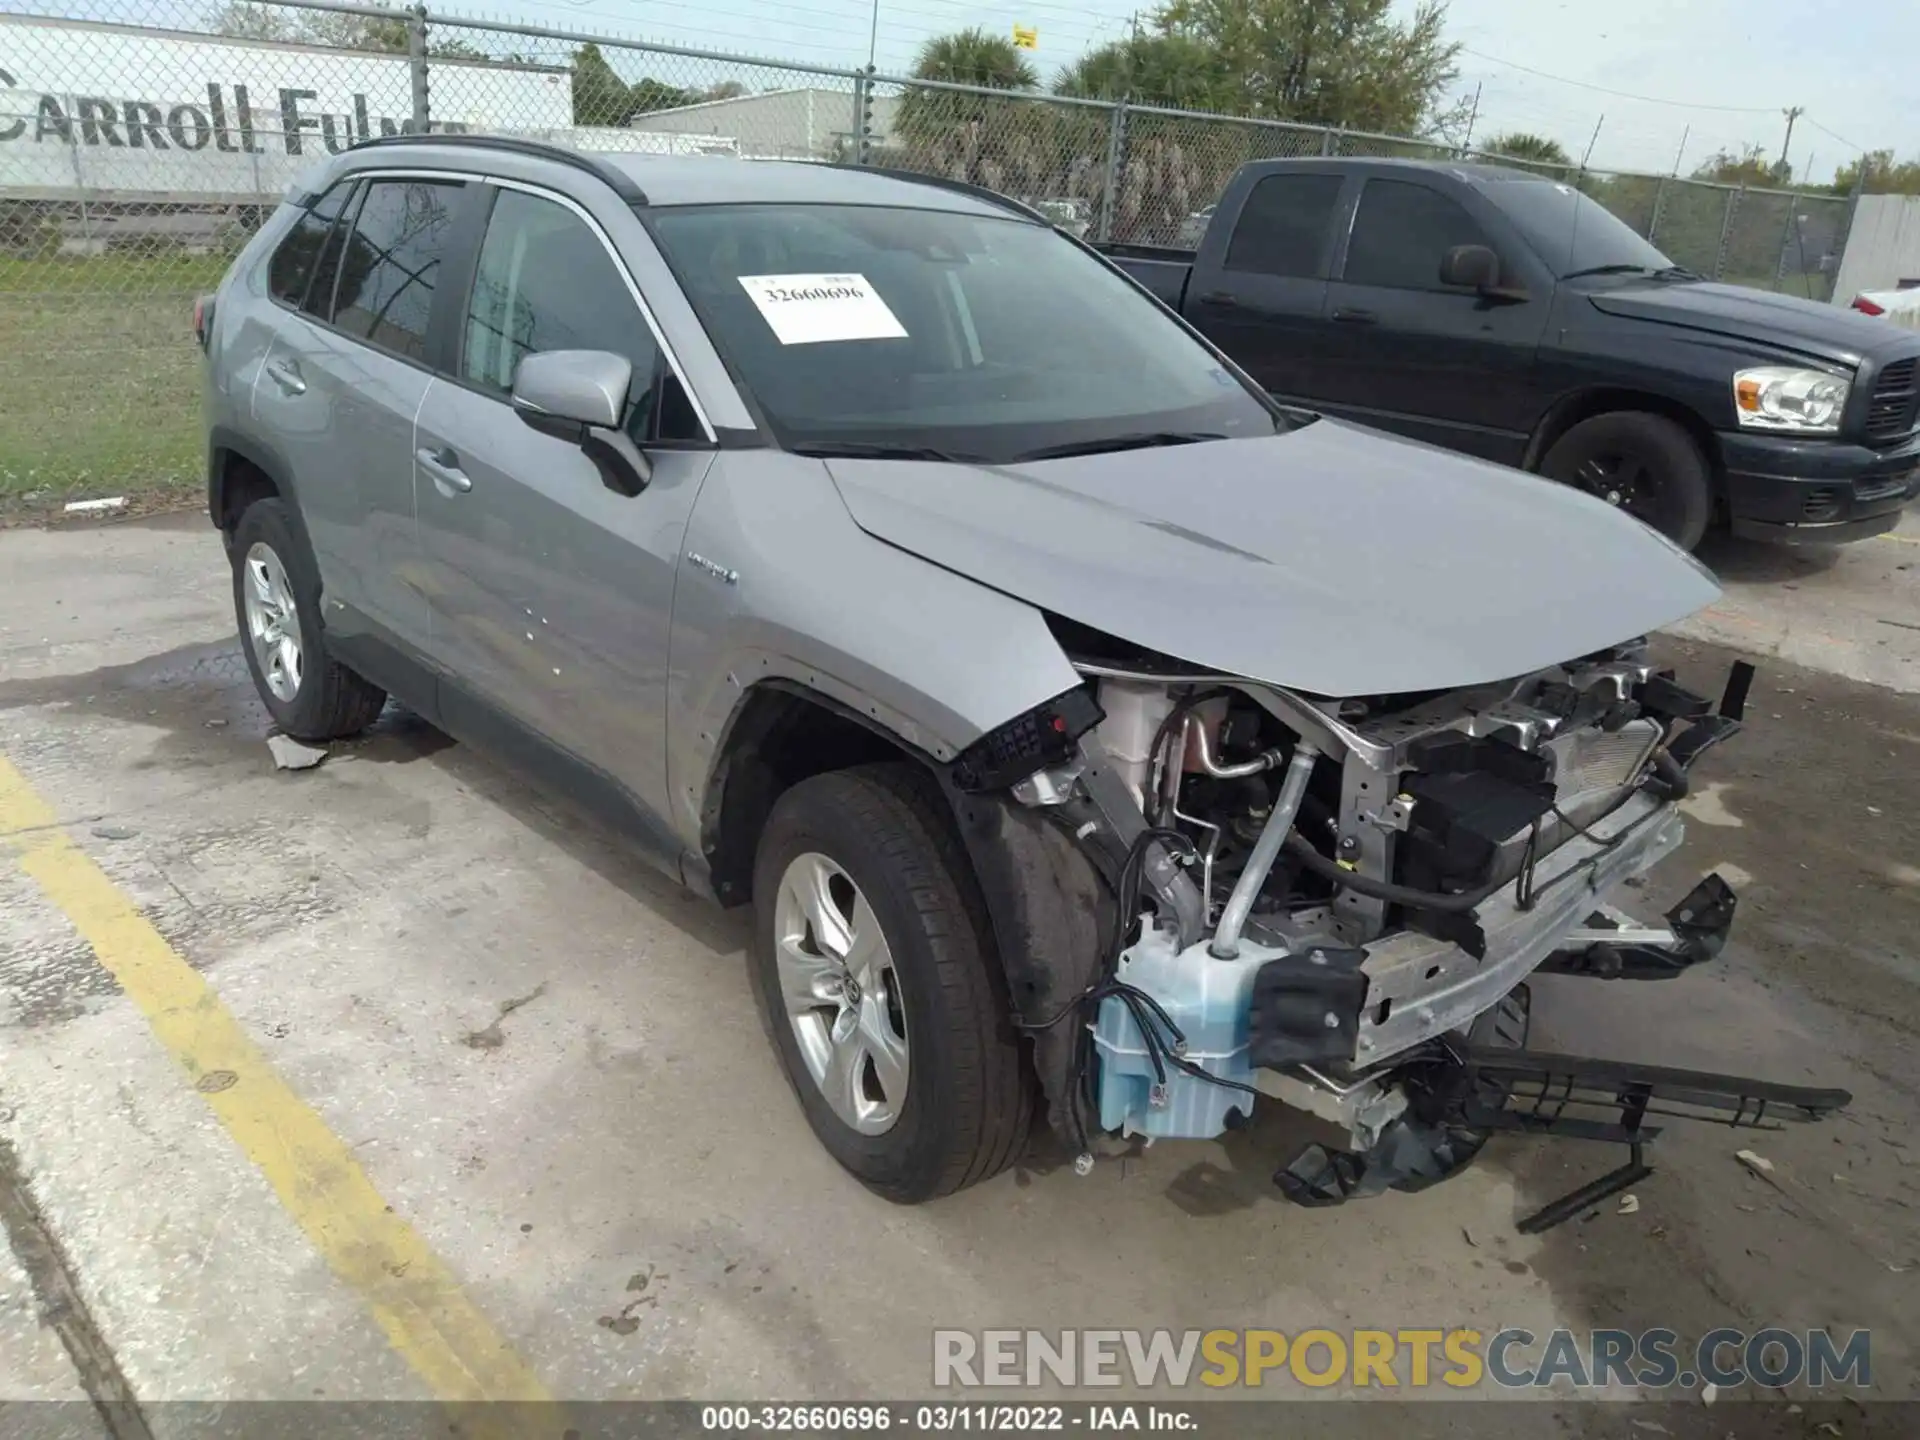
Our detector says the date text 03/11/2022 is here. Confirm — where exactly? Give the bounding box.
[699,1405,1197,1431]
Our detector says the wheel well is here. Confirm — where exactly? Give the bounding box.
[1524,389,1721,488]
[212,449,282,537]
[703,685,925,907]
[705,683,1108,1142]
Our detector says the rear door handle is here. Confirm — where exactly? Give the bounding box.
[1197,290,1243,308]
[1331,307,1378,325]
[416,445,472,495]
[264,357,306,394]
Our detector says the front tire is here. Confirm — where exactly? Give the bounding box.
[230,498,386,741]
[748,765,1034,1203]
[1539,411,1713,551]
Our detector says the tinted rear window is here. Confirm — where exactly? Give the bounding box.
[332,179,464,361]
[267,181,354,309]
[1224,173,1343,279]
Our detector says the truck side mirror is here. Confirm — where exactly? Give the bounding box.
[1439,243,1502,292]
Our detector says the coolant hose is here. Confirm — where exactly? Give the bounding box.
[1210,743,1319,959]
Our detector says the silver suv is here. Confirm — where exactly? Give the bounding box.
[201,136,1846,1222]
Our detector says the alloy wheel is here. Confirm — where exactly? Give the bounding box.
[772,851,911,1135]
[242,541,303,703]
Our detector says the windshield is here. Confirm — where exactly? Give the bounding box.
[1491,178,1675,279]
[646,203,1282,461]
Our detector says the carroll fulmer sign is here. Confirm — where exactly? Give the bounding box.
[0,14,569,199]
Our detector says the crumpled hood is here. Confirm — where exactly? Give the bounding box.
[824,420,1721,697]
[1587,280,1915,364]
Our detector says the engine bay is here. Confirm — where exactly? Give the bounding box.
[946,632,1845,1228]
[1066,643,1716,1140]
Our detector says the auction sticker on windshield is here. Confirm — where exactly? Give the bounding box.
[738,273,909,345]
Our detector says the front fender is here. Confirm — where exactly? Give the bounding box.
[665,451,1083,850]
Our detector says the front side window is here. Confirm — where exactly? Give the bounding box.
[647,203,1280,461]
[1343,179,1492,291]
[1224,173,1344,279]
[267,180,354,309]
[462,188,662,439]
[332,179,464,361]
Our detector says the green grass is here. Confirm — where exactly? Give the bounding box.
[0,254,229,516]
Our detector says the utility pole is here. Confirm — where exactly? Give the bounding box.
[865,0,880,69]
[1460,81,1482,153]
[1579,113,1605,171]
[1670,123,1690,176]
[1779,105,1804,180]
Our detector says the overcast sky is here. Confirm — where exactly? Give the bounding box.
[464,0,1913,183]
[1440,0,1917,182]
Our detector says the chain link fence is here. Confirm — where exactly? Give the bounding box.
[0,0,1862,502]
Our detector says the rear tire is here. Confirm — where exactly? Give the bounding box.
[1539,411,1713,551]
[748,764,1034,1202]
[230,498,386,741]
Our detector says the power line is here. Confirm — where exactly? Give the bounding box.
[1801,114,1868,156]
[1458,46,1781,114]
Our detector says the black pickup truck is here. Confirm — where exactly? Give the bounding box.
[1101,157,1920,548]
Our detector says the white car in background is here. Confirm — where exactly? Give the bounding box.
[1850,288,1920,329]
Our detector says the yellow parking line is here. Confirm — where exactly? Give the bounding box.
[1879,531,1920,545]
[0,753,554,1411]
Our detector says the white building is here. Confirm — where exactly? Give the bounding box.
[629,87,899,162]
[0,14,572,201]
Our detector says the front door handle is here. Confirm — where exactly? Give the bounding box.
[1197,290,1244,309]
[1331,307,1379,325]
[416,446,472,495]
[264,357,306,394]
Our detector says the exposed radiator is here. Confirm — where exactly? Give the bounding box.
[1550,719,1664,811]
[1486,719,1664,879]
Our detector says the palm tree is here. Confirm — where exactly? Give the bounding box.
[896,28,1044,187]
[1481,132,1573,168]
[1052,34,1224,111]
[911,28,1039,90]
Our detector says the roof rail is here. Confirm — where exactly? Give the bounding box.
[346,131,648,205]
[833,165,1047,224]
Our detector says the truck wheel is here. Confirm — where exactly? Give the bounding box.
[230,498,387,741]
[1539,412,1713,551]
[748,764,1034,1202]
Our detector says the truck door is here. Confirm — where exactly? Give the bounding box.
[1316,176,1550,465]
[1184,171,1345,403]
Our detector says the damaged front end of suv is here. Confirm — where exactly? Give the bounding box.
[940,625,1847,1231]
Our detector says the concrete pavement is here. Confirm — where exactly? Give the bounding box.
[0,511,1915,1431]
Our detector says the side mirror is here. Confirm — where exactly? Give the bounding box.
[1439,243,1503,293]
[511,349,652,495]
